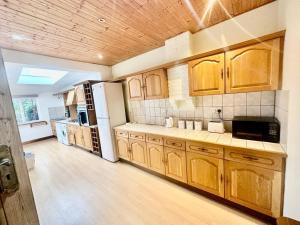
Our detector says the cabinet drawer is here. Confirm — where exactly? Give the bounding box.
[129,131,145,141]
[225,148,283,171]
[164,138,185,150]
[115,130,128,138]
[146,134,163,145]
[187,141,223,158]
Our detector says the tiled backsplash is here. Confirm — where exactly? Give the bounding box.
[128,91,276,131]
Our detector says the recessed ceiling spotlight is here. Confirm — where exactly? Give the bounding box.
[11,34,31,41]
[97,53,103,59]
[97,18,106,23]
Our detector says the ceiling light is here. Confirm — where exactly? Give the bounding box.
[11,34,31,41]
[18,67,68,85]
[97,53,103,59]
[97,18,106,23]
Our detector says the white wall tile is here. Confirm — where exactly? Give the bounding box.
[261,91,275,106]
[212,95,223,106]
[223,106,234,120]
[195,107,203,118]
[234,106,247,116]
[203,95,213,106]
[234,93,246,106]
[196,96,203,106]
[261,106,275,117]
[203,107,213,119]
[247,106,261,116]
[247,92,261,106]
[223,94,234,106]
[186,110,195,118]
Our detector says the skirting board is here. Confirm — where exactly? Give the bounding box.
[22,135,56,145]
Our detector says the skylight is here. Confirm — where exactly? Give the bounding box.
[18,67,68,85]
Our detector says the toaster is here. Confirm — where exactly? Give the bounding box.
[208,120,225,133]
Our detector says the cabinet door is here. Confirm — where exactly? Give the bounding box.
[82,127,93,150]
[50,120,57,136]
[147,143,165,175]
[225,38,281,93]
[164,147,187,183]
[129,139,148,168]
[127,74,144,100]
[187,152,224,197]
[67,125,75,145]
[116,137,130,160]
[143,69,168,99]
[225,161,282,217]
[75,85,86,105]
[188,53,225,96]
[74,126,84,147]
[66,90,76,106]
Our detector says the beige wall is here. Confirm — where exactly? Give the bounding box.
[278,0,300,220]
[112,1,282,78]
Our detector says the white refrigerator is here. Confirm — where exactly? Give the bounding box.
[92,82,126,162]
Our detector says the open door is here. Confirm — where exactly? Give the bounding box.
[0,50,39,224]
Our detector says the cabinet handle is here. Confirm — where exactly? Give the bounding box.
[201,148,208,152]
[220,174,223,183]
[226,67,229,79]
[221,68,224,79]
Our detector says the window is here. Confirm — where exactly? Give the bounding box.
[13,98,39,124]
[18,67,68,85]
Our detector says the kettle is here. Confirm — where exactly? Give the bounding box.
[165,117,174,128]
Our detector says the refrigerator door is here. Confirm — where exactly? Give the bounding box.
[97,118,119,162]
[92,83,109,119]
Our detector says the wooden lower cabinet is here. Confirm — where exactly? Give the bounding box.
[225,160,282,217]
[50,120,57,136]
[129,139,148,168]
[82,127,93,150]
[187,152,224,197]
[164,147,187,183]
[116,137,130,160]
[74,126,84,148]
[67,125,76,145]
[147,143,165,175]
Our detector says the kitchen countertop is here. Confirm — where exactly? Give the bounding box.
[114,123,286,156]
[56,119,98,128]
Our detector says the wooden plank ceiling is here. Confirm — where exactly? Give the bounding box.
[0,0,274,65]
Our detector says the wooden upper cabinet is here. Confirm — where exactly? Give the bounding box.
[188,53,225,96]
[66,90,76,106]
[127,69,168,100]
[75,85,86,105]
[147,143,165,175]
[127,74,144,100]
[116,137,130,160]
[225,161,282,217]
[187,152,224,197]
[129,139,148,168]
[143,69,168,99]
[225,38,281,93]
[164,147,187,183]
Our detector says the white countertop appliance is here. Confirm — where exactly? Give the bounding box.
[56,122,70,145]
[208,120,225,134]
[92,82,126,162]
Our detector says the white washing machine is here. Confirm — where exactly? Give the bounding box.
[56,122,70,145]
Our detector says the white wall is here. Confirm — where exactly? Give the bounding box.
[278,0,300,220]
[112,1,282,78]
[19,92,64,143]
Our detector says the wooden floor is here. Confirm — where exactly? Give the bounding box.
[24,138,270,225]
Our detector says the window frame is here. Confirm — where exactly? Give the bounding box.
[12,97,40,125]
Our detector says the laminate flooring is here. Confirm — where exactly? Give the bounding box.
[24,138,270,225]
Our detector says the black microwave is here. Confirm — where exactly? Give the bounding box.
[232,116,280,143]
